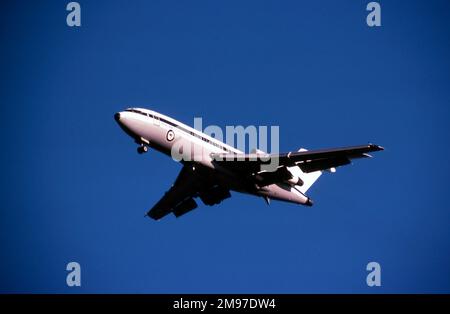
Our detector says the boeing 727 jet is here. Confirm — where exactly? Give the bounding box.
[114,108,383,220]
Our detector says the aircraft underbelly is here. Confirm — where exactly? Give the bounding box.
[256,184,309,205]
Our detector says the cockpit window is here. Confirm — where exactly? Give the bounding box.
[125,109,149,117]
[124,108,158,120]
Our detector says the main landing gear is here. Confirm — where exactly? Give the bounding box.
[137,144,148,154]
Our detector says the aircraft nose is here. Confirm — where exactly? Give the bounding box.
[114,112,121,122]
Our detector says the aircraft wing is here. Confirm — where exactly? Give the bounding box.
[211,144,384,175]
[147,166,199,220]
[147,165,231,220]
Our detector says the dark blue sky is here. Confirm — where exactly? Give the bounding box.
[1,0,450,293]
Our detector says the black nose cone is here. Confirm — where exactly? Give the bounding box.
[114,112,121,122]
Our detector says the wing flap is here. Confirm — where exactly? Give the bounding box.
[297,156,351,173]
[172,198,198,218]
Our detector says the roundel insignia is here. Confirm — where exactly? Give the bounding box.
[166,130,175,141]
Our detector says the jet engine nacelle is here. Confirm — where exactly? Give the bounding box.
[286,176,304,186]
[251,148,305,187]
[283,166,305,186]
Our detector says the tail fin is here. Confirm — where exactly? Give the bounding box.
[288,148,323,194]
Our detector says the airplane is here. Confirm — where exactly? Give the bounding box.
[114,108,383,220]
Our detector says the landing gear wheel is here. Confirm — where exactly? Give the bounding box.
[137,145,148,154]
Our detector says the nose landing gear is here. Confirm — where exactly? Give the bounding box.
[137,144,148,154]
